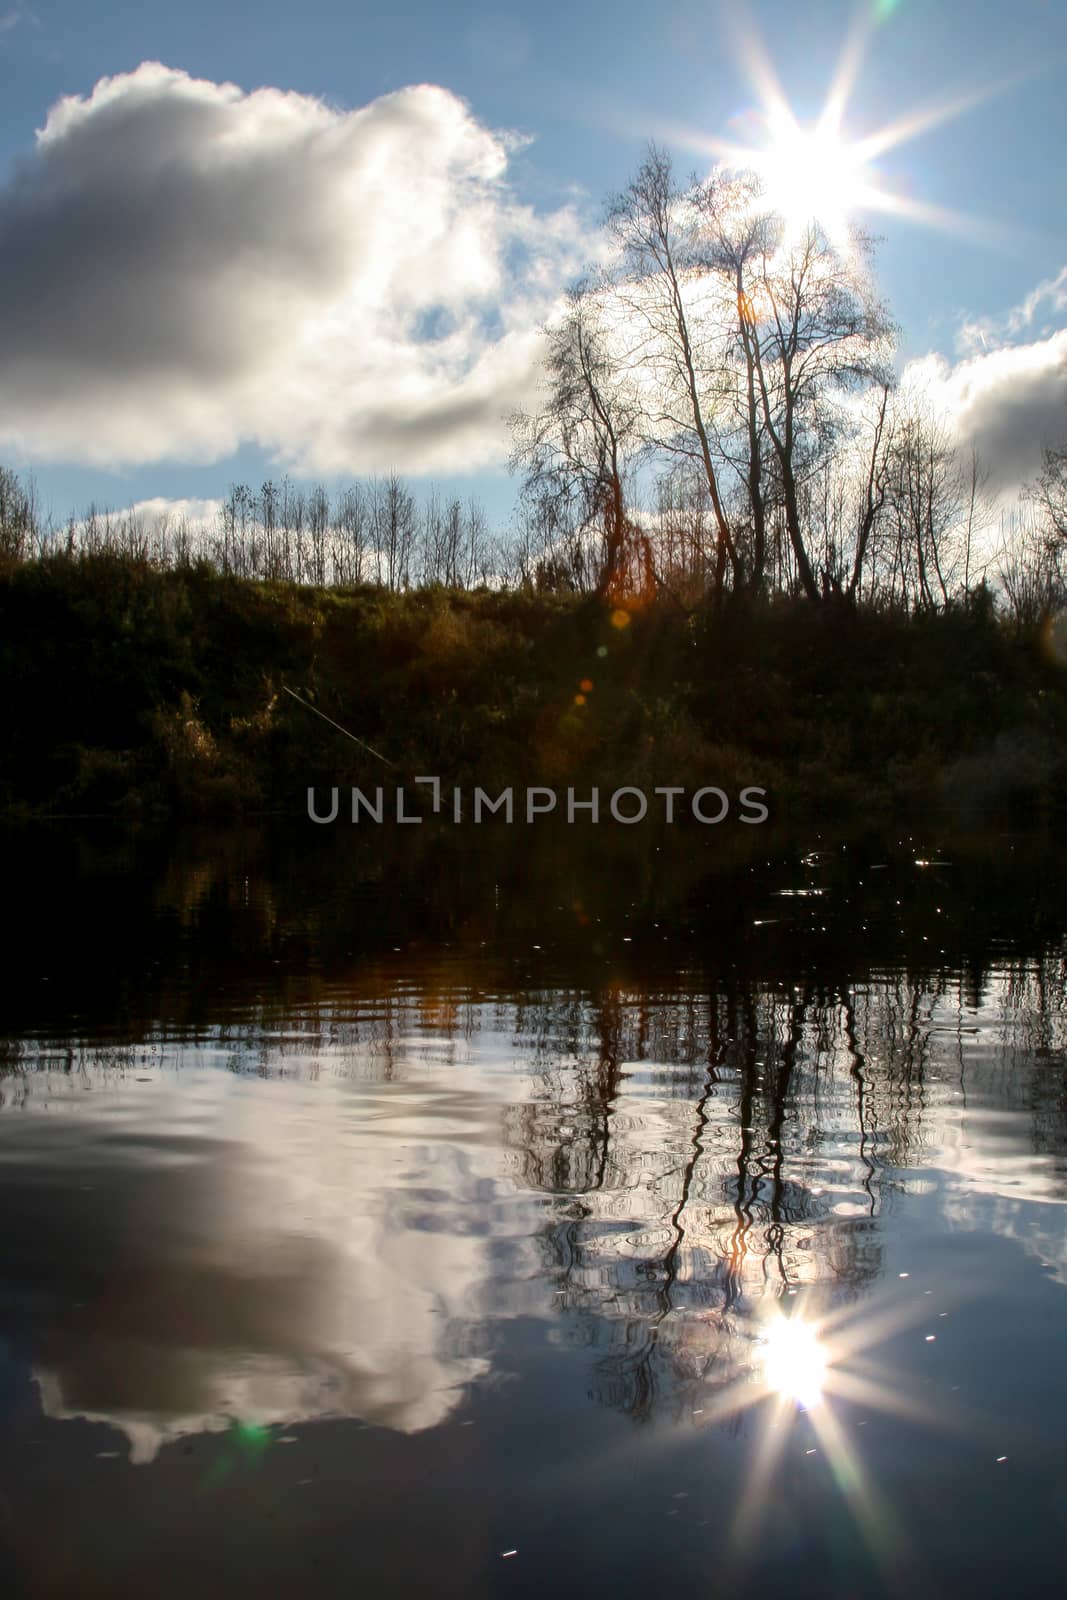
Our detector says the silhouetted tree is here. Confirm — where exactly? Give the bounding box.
[510,282,650,598]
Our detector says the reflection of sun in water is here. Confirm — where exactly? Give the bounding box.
[611,1281,969,1589]
[711,1289,957,1581]
[759,1314,828,1409]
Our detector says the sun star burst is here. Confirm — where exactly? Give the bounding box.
[654,7,1030,252]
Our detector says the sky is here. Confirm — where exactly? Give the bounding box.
[1,0,1066,530]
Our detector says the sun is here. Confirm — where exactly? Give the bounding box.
[650,7,1025,256]
[751,109,876,247]
[758,1313,829,1409]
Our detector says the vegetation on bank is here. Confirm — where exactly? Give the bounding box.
[2,548,1066,822]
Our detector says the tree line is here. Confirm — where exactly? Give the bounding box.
[0,469,503,591]
[1,143,1065,616]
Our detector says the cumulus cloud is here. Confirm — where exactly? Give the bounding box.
[0,63,584,474]
[916,257,1067,494]
[124,495,223,530]
[6,1059,542,1462]
[903,328,1067,494]
[958,265,1067,356]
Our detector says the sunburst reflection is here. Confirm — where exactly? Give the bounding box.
[666,1283,980,1587]
[758,1313,828,1409]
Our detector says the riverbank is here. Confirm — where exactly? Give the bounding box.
[2,552,1065,823]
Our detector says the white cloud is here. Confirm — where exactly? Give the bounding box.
[124,496,223,529]
[902,328,1067,493]
[12,1055,543,1463]
[1010,265,1067,336]
[0,5,38,36]
[958,265,1067,357]
[0,63,585,475]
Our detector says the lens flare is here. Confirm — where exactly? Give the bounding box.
[1042,610,1067,668]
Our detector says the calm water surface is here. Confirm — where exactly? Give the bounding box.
[1,822,1066,1597]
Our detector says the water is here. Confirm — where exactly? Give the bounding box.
[1,821,1065,1597]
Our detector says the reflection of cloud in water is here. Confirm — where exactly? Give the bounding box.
[4,946,1067,1446]
[0,1066,540,1462]
[929,1097,1067,1285]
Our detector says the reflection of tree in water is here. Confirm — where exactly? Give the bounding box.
[984,947,1067,1167]
[502,979,873,1421]
[5,829,1067,1426]
[504,943,1067,1423]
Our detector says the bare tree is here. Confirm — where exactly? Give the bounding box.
[651,464,713,598]
[510,283,651,600]
[0,465,39,562]
[523,147,896,605]
[371,473,417,591]
[998,506,1065,623]
[693,169,780,593]
[999,440,1067,621]
[882,399,980,610]
[1025,436,1067,571]
[848,379,893,599]
[607,147,741,595]
[332,483,369,585]
[960,444,991,599]
[741,220,894,600]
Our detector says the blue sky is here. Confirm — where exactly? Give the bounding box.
[1,0,1066,527]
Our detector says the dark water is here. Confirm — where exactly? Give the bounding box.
[1,820,1066,1598]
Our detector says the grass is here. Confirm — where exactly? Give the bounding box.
[2,550,1065,822]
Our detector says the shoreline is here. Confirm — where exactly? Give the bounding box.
[2,554,1065,825]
